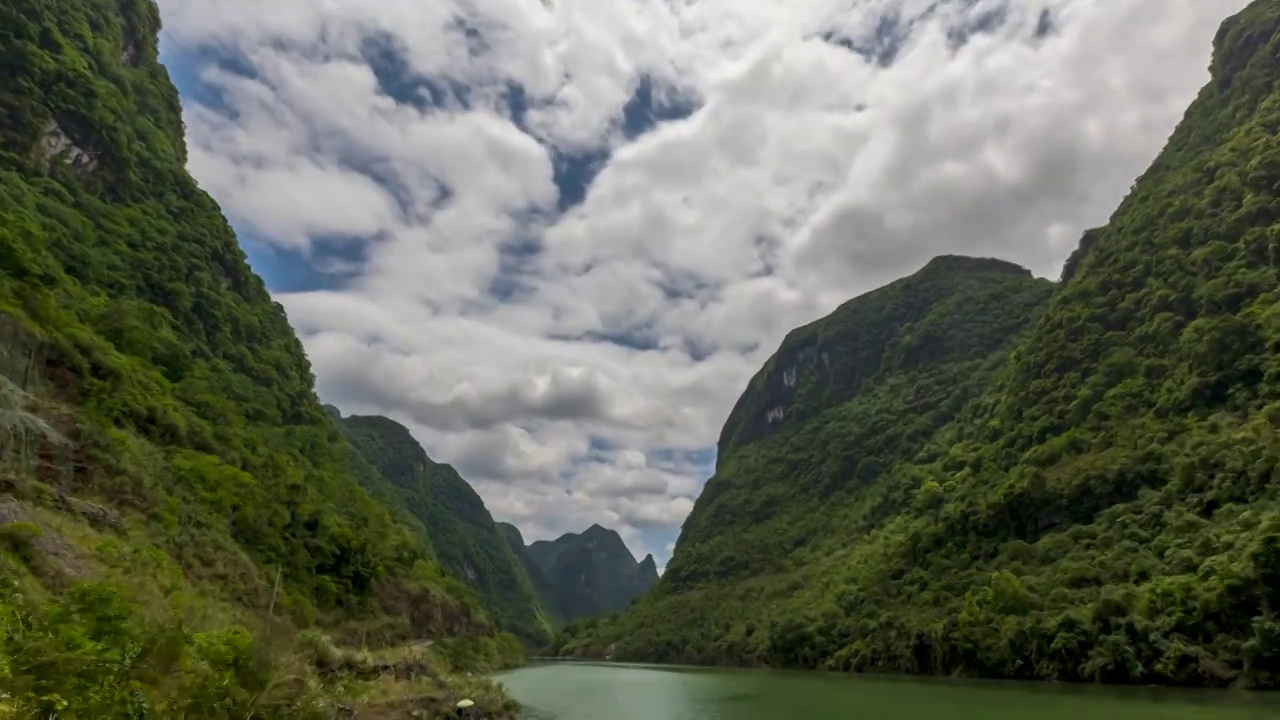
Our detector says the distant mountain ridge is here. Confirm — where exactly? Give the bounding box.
[503,522,659,625]
[330,406,656,636]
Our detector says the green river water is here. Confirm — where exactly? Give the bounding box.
[496,663,1280,720]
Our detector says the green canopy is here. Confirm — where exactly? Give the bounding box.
[456,699,475,709]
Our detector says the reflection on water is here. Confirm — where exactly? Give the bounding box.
[496,662,1280,720]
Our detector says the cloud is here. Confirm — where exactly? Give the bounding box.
[158,0,1246,567]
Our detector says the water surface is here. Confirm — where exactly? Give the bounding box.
[497,662,1280,720]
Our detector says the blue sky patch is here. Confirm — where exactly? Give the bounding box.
[238,230,375,293]
[946,2,1010,49]
[621,75,701,141]
[158,36,257,120]
[1035,8,1056,38]
[546,74,701,213]
[487,233,544,302]
[822,11,907,67]
[551,146,611,212]
[361,31,472,112]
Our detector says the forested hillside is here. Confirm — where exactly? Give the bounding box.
[552,0,1280,688]
[0,0,520,715]
[337,413,553,646]
[499,522,568,627]
[505,523,658,626]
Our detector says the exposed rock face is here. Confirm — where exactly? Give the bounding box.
[715,256,1046,459]
[51,492,121,530]
[121,28,140,65]
[37,120,97,174]
[0,498,89,583]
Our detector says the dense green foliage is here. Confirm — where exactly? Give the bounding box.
[674,256,1056,589]
[0,0,519,714]
[498,523,568,628]
[0,567,343,719]
[0,0,455,621]
[552,0,1280,688]
[339,414,553,646]
[507,524,658,627]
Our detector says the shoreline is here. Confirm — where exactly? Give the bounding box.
[513,657,1280,695]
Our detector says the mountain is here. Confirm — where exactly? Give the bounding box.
[338,412,553,646]
[552,0,1280,688]
[668,255,1055,592]
[0,0,519,715]
[504,522,659,626]
[333,411,651,636]
[498,521,567,627]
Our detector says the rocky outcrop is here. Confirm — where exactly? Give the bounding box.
[715,255,1051,458]
[37,120,97,174]
[0,498,89,583]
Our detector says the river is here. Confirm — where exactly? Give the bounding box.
[496,662,1280,720]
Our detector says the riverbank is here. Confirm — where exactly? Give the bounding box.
[0,484,525,719]
[299,634,522,718]
[340,671,517,719]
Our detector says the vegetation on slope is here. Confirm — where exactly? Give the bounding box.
[0,0,519,714]
[339,414,553,647]
[552,0,1280,688]
[498,522,567,628]
[671,256,1056,590]
[511,524,659,627]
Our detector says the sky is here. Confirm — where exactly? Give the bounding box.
[154,0,1244,570]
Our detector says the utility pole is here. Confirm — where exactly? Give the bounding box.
[267,566,282,624]
[20,347,34,392]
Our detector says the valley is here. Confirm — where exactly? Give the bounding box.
[4,0,1280,717]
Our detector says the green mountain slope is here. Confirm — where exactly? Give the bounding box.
[498,522,567,627]
[670,255,1056,590]
[338,413,553,646]
[553,0,1280,688]
[0,0,519,715]
[506,523,659,626]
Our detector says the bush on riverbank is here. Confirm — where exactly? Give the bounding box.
[0,540,523,717]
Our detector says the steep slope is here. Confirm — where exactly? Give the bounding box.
[0,0,518,715]
[339,413,553,646]
[553,0,1280,688]
[670,255,1056,591]
[499,522,567,627]
[508,523,659,625]
[551,254,1055,659]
